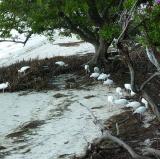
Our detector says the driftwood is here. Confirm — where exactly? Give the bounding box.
[78,102,151,159]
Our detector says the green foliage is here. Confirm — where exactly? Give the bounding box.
[123,0,136,9]
[137,3,160,50]
[0,0,125,44]
[99,24,120,41]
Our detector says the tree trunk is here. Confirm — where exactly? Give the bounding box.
[88,38,110,69]
[117,42,138,93]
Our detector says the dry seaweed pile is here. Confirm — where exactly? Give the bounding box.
[74,111,160,159]
[0,54,93,91]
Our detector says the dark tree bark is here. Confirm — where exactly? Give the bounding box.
[88,38,110,68]
[59,10,112,69]
[86,0,104,27]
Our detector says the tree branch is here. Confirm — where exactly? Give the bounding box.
[86,0,104,26]
[117,0,139,42]
[73,11,99,41]
[140,72,160,90]
[118,0,124,9]
[23,31,33,46]
[142,90,160,121]
[63,15,99,46]
[0,31,32,46]
[79,25,99,44]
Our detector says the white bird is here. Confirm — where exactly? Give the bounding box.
[108,95,114,103]
[133,106,147,115]
[141,98,148,108]
[103,79,113,85]
[103,79,113,90]
[114,99,128,105]
[84,64,90,74]
[143,139,152,147]
[97,73,110,81]
[133,99,148,120]
[108,96,128,105]
[124,83,131,90]
[107,95,115,111]
[55,61,68,67]
[94,67,100,73]
[126,101,141,110]
[90,73,100,79]
[107,95,128,109]
[116,87,123,98]
[0,82,9,93]
[124,83,136,96]
[112,38,118,45]
[131,90,136,96]
[18,66,30,75]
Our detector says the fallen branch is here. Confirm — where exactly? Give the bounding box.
[78,102,151,159]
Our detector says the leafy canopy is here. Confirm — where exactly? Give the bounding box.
[135,1,160,51]
[0,0,126,45]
